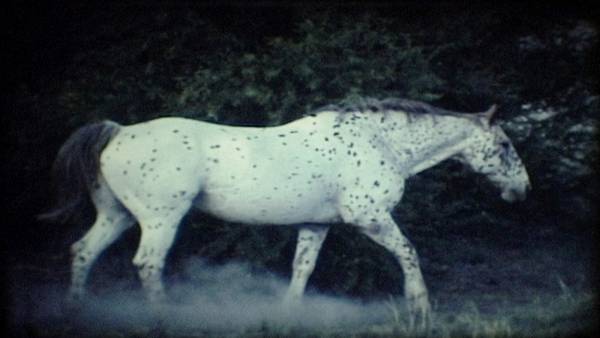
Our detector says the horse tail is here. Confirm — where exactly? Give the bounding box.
[39,120,121,223]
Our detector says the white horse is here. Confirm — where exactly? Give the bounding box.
[44,97,530,327]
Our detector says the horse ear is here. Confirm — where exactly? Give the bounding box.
[478,104,497,128]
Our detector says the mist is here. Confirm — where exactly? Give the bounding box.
[10,257,394,336]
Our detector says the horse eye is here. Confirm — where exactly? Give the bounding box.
[500,142,510,150]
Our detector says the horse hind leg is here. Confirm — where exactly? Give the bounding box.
[355,213,431,330]
[131,204,191,304]
[68,180,134,305]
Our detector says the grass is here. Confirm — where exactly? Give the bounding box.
[15,285,595,338]
[370,288,595,338]
[258,289,592,338]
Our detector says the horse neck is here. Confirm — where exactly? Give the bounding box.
[381,113,477,176]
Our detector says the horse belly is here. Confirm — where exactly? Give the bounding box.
[196,187,340,225]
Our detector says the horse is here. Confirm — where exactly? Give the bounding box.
[43,97,530,327]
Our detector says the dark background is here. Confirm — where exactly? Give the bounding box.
[4,1,599,336]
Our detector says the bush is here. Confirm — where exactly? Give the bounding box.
[54,11,444,128]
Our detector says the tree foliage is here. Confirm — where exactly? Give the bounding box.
[54,11,445,128]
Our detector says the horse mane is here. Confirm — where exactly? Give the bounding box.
[313,97,463,117]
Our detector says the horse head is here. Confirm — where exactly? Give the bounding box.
[458,106,531,202]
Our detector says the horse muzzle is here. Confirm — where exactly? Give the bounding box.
[501,184,530,203]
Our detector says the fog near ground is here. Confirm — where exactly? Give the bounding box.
[11,257,393,335]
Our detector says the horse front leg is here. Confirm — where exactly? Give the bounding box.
[355,213,431,329]
[283,225,330,307]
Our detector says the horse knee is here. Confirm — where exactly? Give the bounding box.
[132,255,153,271]
[292,252,319,281]
[293,265,313,282]
[70,240,86,255]
[132,252,145,268]
[138,264,163,281]
[134,257,166,302]
[294,254,316,270]
[133,250,164,277]
[71,244,94,270]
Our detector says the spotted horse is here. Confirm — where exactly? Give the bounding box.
[43,97,530,327]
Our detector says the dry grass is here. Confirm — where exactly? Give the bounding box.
[363,286,595,338]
